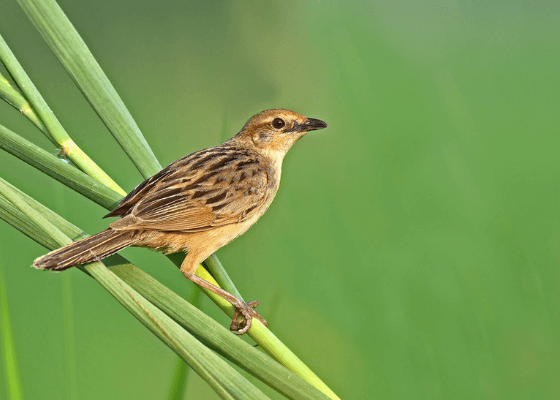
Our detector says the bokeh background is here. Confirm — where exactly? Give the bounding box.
[1,1,559,399]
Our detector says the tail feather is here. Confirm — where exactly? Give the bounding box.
[33,229,137,271]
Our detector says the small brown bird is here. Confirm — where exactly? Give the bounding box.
[33,109,327,334]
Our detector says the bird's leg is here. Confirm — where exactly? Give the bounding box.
[180,261,268,335]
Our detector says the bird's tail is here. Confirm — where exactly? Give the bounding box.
[33,229,137,271]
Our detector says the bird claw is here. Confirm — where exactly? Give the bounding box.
[229,300,268,335]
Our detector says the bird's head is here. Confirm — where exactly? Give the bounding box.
[231,109,327,158]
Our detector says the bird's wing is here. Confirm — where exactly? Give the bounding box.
[104,148,216,218]
[109,148,269,232]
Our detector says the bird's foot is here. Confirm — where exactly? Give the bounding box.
[229,300,268,335]
[180,270,267,335]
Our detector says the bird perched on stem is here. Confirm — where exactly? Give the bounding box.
[33,109,327,334]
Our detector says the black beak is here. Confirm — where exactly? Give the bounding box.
[302,118,328,131]
[284,117,328,133]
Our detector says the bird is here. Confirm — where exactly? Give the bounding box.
[33,109,327,334]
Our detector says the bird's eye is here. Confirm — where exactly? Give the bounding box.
[272,118,285,129]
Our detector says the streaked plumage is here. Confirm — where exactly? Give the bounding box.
[33,109,327,334]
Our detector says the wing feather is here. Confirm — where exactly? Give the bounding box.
[109,146,269,233]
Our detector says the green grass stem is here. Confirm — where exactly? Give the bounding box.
[88,264,269,400]
[0,179,269,400]
[0,123,122,210]
[203,254,243,300]
[193,267,340,400]
[16,0,161,179]
[0,34,124,195]
[0,74,48,136]
[0,180,330,400]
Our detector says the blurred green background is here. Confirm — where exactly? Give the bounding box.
[1,0,559,399]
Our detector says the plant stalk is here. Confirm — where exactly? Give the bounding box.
[0,178,269,400]
[0,34,125,195]
[15,0,161,179]
[0,178,331,400]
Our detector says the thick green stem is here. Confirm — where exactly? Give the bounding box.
[0,34,125,195]
[169,260,340,400]
[16,0,161,179]
[0,178,268,400]
[203,253,243,299]
[0,180,329,400]
[0,74,49,136]
[0,123,122,210]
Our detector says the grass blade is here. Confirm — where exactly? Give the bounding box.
[0,74,48,136]
[203,254,243,300]
[169,257,340,400]
[110,258,331,400]
[89,263,269,400]
[0,123,121,210]
[0,179,85,247]
[16,0,161,179]
[0,178,269,400]
[0,180,330,400]
[0,34,125,195]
